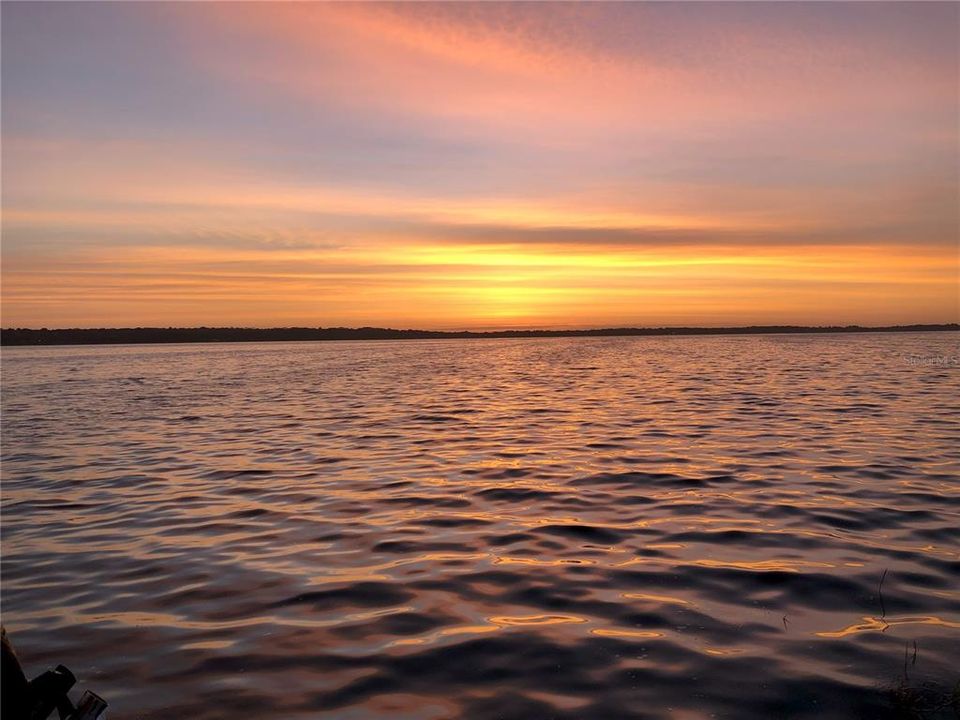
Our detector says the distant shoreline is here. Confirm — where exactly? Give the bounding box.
[1,324,957,347]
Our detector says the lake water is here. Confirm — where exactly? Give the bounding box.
[2,333,958,719]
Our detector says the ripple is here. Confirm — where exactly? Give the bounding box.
[537,523,626,544]
[590,628,664,639]
[2,333,959,719]
[816,615,960,638]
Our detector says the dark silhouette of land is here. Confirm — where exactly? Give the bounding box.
[1,324,956,346]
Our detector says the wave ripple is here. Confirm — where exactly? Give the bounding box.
[2,334,959,719]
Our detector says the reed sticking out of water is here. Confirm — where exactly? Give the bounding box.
[886,644,959,720]
[879,568,889,625]
[871,571,957,717]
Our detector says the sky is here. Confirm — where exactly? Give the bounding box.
[2,1,958,330]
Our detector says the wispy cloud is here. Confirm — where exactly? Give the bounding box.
[2,2,957,328]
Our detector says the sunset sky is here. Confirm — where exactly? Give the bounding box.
[2,2,958,329]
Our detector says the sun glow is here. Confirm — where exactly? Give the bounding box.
[2,2,957,328]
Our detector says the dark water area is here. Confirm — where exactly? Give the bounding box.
[2,333,958,719]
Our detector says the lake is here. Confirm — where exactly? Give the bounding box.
[2,333,958,719]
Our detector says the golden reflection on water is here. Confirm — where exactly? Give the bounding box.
[389,616,592,648]
[621,593,693,606]
[493,556,595,566]
[692,559,837,572]
[390,625,501,647]
[591,628,664,639]
[182,639,236,650]
[525,690,593,711]
[816,616,960,638]
[390,618,671,649]
[702,647,746,656]
[489,614,588,626]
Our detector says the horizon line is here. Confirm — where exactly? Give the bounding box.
[2,323,957,347]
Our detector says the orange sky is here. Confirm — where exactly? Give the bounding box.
[2,2,958,329]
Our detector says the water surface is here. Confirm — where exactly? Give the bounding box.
[2,334,959,718]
